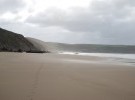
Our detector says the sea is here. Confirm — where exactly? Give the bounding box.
[59,52,135,65]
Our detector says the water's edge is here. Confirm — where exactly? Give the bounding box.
[59,52,135,66]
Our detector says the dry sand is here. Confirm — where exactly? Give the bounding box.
[0,52,135,100]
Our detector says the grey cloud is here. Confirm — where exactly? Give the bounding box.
[26,0,135,44]
[0,0,25,14]
[0,19,103,44]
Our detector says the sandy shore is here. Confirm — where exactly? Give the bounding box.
[0,52,135,100]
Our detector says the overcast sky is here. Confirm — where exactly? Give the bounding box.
[0,0,135,45]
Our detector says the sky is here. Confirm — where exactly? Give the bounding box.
[0,0,135,45]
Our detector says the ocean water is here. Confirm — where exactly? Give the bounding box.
[60,52,135,59]
[59,52,135,65]
[79,53,135,59]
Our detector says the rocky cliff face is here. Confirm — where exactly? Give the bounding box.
[0,27,44,53]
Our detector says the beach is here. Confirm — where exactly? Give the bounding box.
[0,52,135,100]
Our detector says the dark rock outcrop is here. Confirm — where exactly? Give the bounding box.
[0,27,45,53]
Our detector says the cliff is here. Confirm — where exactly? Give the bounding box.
[0,27,44,53]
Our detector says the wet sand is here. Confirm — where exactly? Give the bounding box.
[0,52,135,100]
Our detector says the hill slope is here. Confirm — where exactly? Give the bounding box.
[0,28,44,53]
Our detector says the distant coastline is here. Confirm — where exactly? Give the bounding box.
[1,27,135,54]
